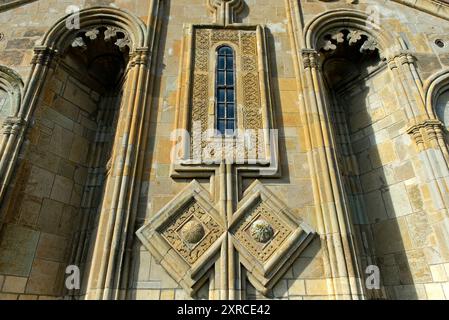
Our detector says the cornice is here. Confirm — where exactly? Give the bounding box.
[392,0,449,21]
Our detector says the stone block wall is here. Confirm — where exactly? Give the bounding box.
[1,0,449,300]
[0,55,106,299]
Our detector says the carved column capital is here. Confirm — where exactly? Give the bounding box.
[2,116,26,135]
[407,119,444,149]
[129,47,150,67]
[301,49,319,69]
[387,50,417,70]
[31,46,58,67]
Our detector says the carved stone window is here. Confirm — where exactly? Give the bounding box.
[215,45,236,135]
[172,25,278,167]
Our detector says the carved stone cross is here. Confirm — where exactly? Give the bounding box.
[137,163,315,299]
[136,1,315,300]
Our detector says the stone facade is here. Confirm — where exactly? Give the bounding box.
[0,0,449,300]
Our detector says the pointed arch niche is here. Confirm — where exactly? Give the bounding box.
[297,9,426,299]
[0,7,149,298]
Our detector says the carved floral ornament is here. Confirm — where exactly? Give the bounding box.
[318,28,380,54]
[70,25,132,52]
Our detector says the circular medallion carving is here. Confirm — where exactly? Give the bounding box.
[250,220,274,243]
[181,221,205,244]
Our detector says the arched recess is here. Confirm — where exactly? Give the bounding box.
[299,8,425,299]
[0,65,23,147]
[0,6,150,299]
[0,65,23,117]
[425,69,449,126]
[423,69,449,162]
[303,9,397,55]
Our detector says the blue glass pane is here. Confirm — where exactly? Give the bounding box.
[226,120,235,131]
[226,89,234,102]
[218,56,225,69]
[218,120,225,134]
[217,103,225,118]
[226,57,233,69]
[218,71,225,85]
[226,104,234,118]
[226,71,234,85]
[219,47,227,55]
[218,89,225,102]
[224,47,232,55]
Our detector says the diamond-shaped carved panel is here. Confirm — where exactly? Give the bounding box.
[136,180,225,296]
[230,181,316,294]
[232,202,292,263]
[160,201,224,266]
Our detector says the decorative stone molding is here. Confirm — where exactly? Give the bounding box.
[207,0,245,25]
[301,49,319,69]
[38,7,147,54]
[303,9,396,55]
[137,180,315,297]
[70,25,132,52]
[386,50,417,70]
[129,47,150,67]
[1,116,26,135]
[0,65,24,207]
[31,46,58,66]
[171,24,278,177]
[407,119,445,150]
[317,28,380,54]
[424,68,449,119]
[0,65,23,116]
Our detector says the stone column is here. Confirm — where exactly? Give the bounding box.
[0,47,57,205]
[84,47,150,300]
[299,49,364,299]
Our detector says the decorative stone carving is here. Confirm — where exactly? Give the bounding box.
[190,28,263,156]
[31,47,58,66]
[181,220,206,244]
[301,49,319,69]
[137,181,225,295]
[160,200,224,265]
[70,25,132,52]
[230,182,315,294]
[387,50,417,70]
[250,219,274,244]
[347,30,362,45]
[71,37,86,49]
[1,116,26,135]
[407,119,445,150]
[137,180,315,297]
[207,0,245,25]
[318,28,380,54]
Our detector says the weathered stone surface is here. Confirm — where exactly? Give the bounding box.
[0,225,39,277]
[0,0,449,301]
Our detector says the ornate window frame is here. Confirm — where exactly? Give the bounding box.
[171,24,278,177]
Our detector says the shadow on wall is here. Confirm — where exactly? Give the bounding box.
[320,32,419,299]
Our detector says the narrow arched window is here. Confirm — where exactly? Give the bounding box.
[216,46,236,135]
